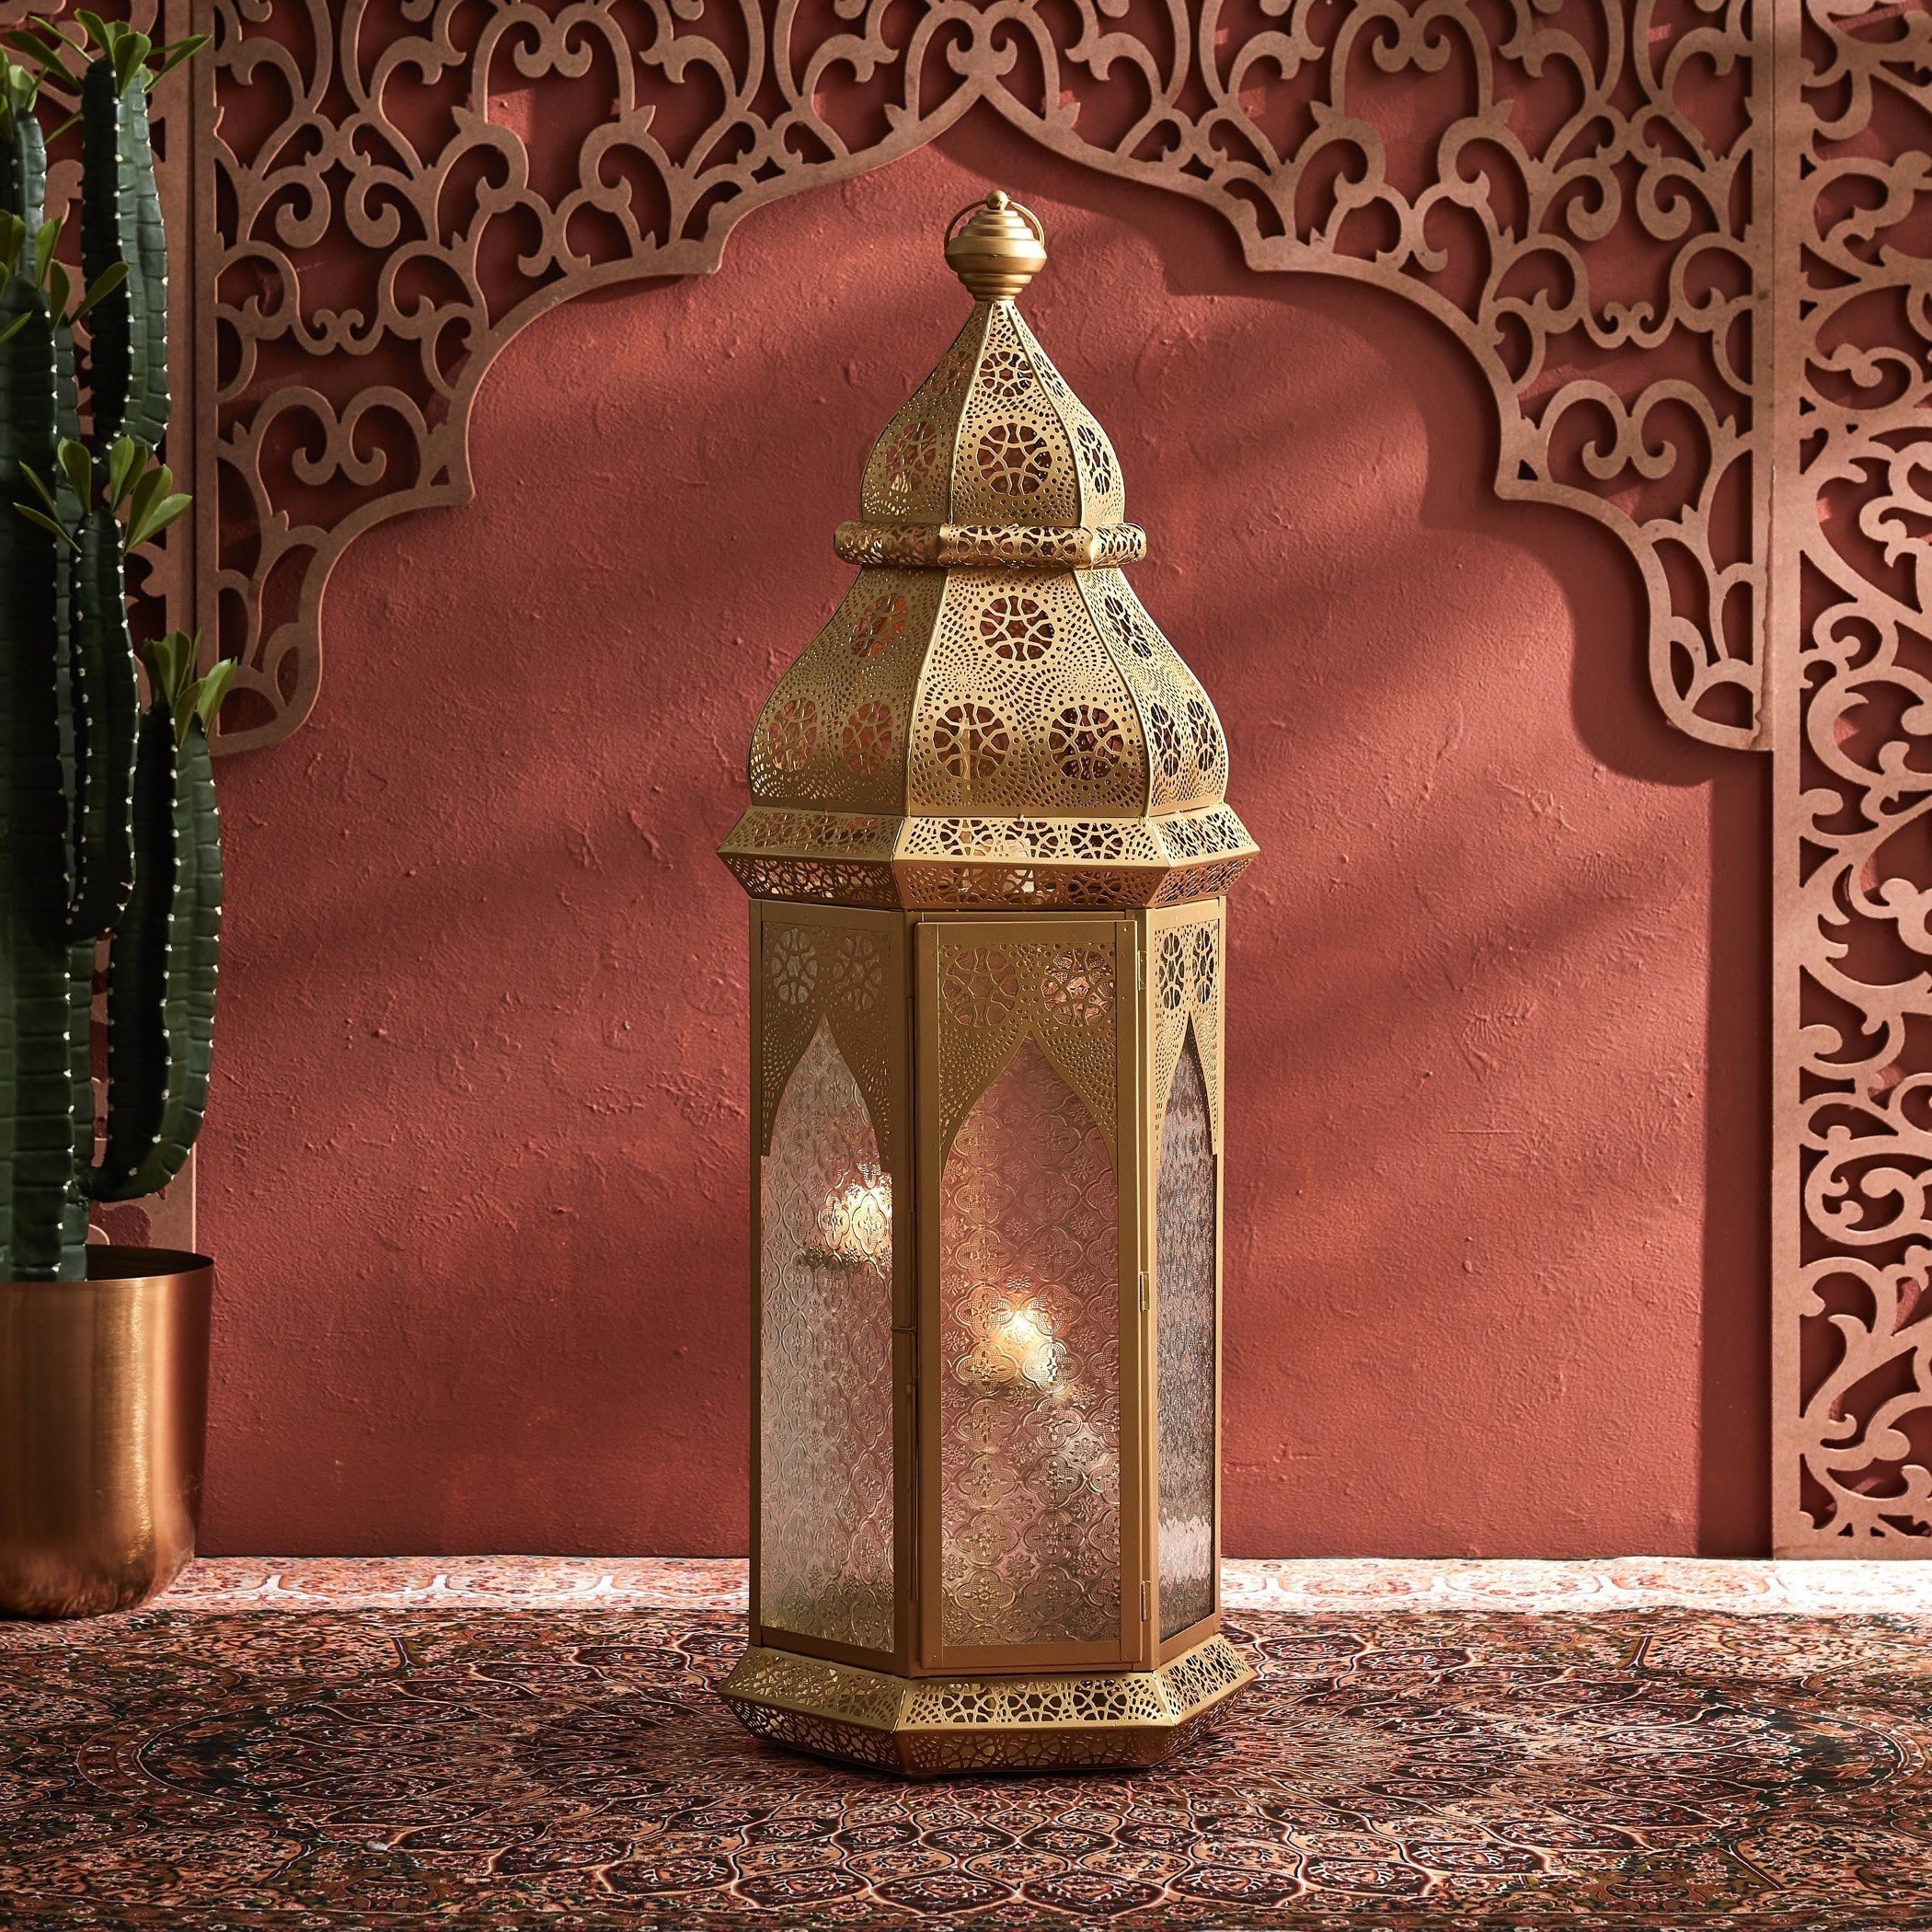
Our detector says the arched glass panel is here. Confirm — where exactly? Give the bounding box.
[1157,1031,1216,1639]
[938,1038,1120,1648]
[759,1020,895,1650]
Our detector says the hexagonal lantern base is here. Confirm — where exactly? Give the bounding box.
[717,1634,1255,1777]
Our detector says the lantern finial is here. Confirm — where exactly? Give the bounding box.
[945,190,1046,302]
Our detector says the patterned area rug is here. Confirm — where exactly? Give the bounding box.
[3,1559,1931,1928]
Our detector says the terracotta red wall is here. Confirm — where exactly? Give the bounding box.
[196,123,1768,1558]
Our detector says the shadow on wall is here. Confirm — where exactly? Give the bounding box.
[197,115,1768,1559]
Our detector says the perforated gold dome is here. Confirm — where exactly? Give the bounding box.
[719,193,1257,912]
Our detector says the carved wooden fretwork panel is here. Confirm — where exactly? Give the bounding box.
[201,0,1766,753]
[25,0,1932,1549]
[1775,0,1932,1553]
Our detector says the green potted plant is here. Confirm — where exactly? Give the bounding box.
[0,16,224,1616]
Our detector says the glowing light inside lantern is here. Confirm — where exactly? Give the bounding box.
[807,1166,891,1270]
[958,1281,1065,1393]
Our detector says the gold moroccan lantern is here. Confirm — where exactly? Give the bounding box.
[716,193,1259,1774]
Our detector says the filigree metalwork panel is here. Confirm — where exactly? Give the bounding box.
[1075,571,1226,816]
[720,264,1250,914]
[1774,2,1932,1553]
[860,298,1122,529]
[834,522,1146,569]
[937,1039,1121,1650]
[748,572,938,820]
[934,938,1120,1156]
[1156,1029,1217,1639]
[911,570,1146,820]
[756,915,902,1171]
[757,1022,895,1651]
[903,1670,1162,1728]
[722,800,1256,911]
[1152,913,1225,1149]
[200,0,1766,753]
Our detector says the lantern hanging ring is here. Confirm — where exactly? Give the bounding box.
[943,190,1049,301]
[944,190,1045,247]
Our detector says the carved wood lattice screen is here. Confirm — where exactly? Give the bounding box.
[6,0,1926,1553]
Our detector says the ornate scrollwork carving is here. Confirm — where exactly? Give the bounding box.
[33,0,1932,1549]
[1778,1,1932,1551]
[198,0,1765,753]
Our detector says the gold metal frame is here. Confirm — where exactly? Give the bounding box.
[719,203,1254,1770]
[914,912,1144,1677]
[730,898,1240,1764]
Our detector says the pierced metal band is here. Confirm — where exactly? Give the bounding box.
[719,802,1257,911]
[718,1632,1254,1776]
[834,521,1147,570]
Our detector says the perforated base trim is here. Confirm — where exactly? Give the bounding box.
[715,1633,1255,1777]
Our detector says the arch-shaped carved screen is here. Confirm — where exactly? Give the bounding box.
[1157,1029,1217,1640]
[15,0,1928,1553]
[758,1020,895,1651]
[171,0,1766,755]
[938,1038,1121,1650]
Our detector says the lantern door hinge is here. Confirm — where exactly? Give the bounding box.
[1138,1270,1147,1315]
[1133,943,1143,992]
[1139,1581,1149,1623]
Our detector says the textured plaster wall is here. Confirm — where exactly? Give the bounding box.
[197,122,1768,1558]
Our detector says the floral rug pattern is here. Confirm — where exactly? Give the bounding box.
[159,1553,1932,1616]
[3,1560,1930,1927]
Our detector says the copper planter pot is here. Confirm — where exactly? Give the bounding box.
[0,1248,213,1617]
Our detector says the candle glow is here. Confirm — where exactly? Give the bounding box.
[959,1280,1065,1393]
[808,1167,891,1270]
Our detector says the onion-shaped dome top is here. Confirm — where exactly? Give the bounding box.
[720,192,1256,912]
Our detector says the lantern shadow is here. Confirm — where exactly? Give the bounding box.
[922,116,1768,1556]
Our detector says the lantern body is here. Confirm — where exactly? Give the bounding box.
[717,199,1258,1773]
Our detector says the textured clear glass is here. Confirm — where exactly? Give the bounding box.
[759,1021,895,1651]
[1157,1034,1216,1639]
[939,1039,1120,1648]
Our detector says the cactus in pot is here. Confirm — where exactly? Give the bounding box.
[0,15,217,1284]
[0,17,223,1618]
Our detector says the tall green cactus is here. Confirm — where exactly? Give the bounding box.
[0,19,214,1283]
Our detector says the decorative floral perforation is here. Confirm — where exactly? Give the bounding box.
[1152,908,1225,1152]
[188,0,1766,755]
